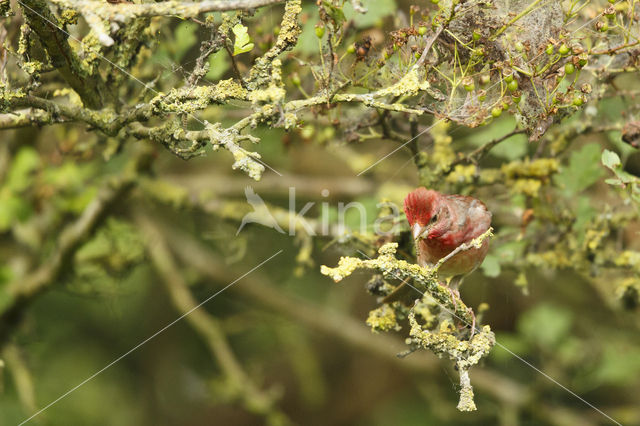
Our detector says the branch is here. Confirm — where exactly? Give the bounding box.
[448,128,527,169]
[4,95,118,133]
[0,109,61,130]
[320,242,478,324]
[51,0,283,20]
[18,0,111,108]
[247,0,301,89]
[137,215,289,424]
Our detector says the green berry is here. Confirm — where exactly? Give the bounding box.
[347,44,356,54]
[546,44,554,55]
[414,52,421,59]
[291,74,301,86]
[578,53,588,67]
[430,0,439,4]
[558,44,569,55]
[315,25,325,38]
[463,77,475,92]
[608,0,615,3]
[604,6,616,18]
[512,91,522,104]
[491,106,502,118]
[515,42,524,52]
[573,96,584,106]
[508,80,518,92]
[418,26,428,36]
[472,31,481,41]
[504,73,514,83]
[564,63,575,74]
[478,90,487,101]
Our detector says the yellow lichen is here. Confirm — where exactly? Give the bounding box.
[366,304,400,333]
[431,121,455,171]
[447,164,477,184]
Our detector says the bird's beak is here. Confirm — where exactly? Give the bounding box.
[412,223,427,240]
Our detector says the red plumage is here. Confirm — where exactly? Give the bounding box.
[404,187,492,288]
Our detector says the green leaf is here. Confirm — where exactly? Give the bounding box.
[604,178,622,186]
[601,149,638,185]
[602,149,621,170]
[322,1,346,28]
[232,23,254,56]
[553,143,604,195]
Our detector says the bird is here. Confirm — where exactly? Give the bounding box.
[236,187,285,235]
[383,187,492,304]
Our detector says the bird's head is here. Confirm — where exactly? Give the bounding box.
[403,187,449,240]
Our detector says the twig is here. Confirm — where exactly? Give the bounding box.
[415,26,444,69]
[448,128,527,169]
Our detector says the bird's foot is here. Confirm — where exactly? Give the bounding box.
[468,307,477,338]
[439,282,460,310]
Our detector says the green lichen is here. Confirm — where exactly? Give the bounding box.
[321,231,493,334]
[408,304,495,412]
[20,61,44,76]
[59,8,78,25]
[501,158,558,196]
[79,32,104,74]
[0,85,26,112]
[374,69,432,98]
[205,122,265,181]
[616,278,639,310]
[322,234,496,412]
[501,158,559,179]
[151,79,247,114]
[526,250,571,269]
[247,0,301,90]
[431,121,455,171]
[366,304,400,333]
[511,178,542,197]
[0,0,11,17]
[447,164,477,184]
[248,59,286,105]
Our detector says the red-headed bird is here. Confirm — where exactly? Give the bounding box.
[404,187,492,290]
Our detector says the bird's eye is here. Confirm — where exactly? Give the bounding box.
[428,213,438,225]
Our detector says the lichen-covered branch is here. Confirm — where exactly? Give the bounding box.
[18,0,111,108]
[321,229,494,324]
[321,229,495,411]
[408,306,495,411]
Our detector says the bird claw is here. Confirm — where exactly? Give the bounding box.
[439,282,476,338]
[439,281,460,310]
[468,307,477,338]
